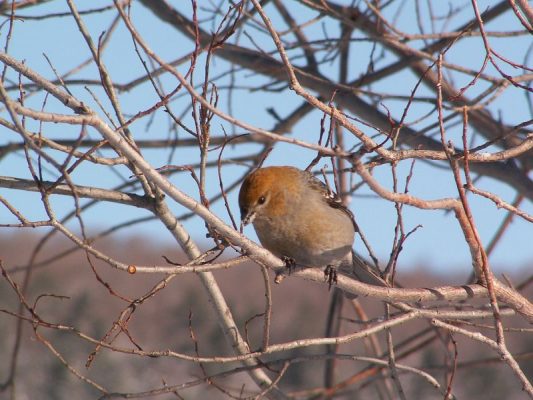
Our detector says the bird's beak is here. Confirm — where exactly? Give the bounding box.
[240,208,255,226]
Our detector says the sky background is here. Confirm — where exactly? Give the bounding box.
[0,1,532,278]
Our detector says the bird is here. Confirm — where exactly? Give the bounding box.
[238,165,384,289]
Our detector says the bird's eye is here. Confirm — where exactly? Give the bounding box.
[258,196,266,205]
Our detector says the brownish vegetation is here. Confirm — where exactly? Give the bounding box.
[1,232,531,399]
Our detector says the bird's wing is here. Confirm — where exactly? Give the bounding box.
[303,170,359,232]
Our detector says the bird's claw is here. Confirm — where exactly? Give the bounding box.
[324,265,338,290]
[282,256,296,275]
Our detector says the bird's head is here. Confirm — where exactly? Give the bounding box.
[238,166,300,225]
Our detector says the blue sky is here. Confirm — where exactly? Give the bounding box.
[1,1,532,277]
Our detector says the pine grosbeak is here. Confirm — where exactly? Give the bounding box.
[239,166,382,287]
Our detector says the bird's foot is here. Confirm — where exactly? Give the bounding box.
[282,256,296,275]
[324,265,338,290]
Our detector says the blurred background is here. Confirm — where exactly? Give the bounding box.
[2,232,532,399]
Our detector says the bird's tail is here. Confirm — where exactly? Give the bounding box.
[351,250,388,286]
